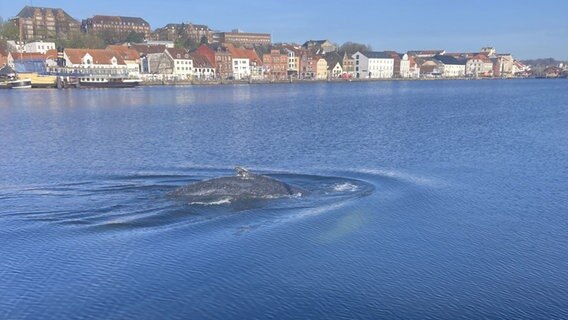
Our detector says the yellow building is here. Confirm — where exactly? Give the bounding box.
[316,57,328,80]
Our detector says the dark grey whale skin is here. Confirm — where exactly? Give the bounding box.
[169,168,308,203]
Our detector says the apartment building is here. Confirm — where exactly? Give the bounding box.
[12,6,80,41]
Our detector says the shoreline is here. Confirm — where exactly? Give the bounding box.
[141,76,544,87]
[1,76,561,90]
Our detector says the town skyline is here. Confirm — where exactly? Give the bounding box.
[1,0,567,60]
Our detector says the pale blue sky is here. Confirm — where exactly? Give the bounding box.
[2,0,567,59]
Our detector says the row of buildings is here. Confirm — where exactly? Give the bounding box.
[3,5,550,82]
[2,39,536,82]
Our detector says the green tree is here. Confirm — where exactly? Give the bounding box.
[0,18,20,41]
[56,32,105,49]
[200,35,208,45]
[126,31,144,44]
[99,30,123,45]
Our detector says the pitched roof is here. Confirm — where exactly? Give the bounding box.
[224,44,262,64]
[408,50,445,55]
[302,40,331,48]
[130,44,166,55]
[324,52,343,69]
[362,51,393,59]
[0,65,16,76]
[107,45,141,60]
[11,52,47,61]
[254,45,271,56]
[166,48,191,60]
[189,53,213,68]
[88,15,149,27]
[65,49,126,65]
[383,50,405,60]
[207,43,228,52]
[433,55,466,65]
[469,54,492,63]
[17,6,79,24]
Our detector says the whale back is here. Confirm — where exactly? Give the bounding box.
[170,169,307,203]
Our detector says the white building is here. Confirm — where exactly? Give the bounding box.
[63,49,128,77]
[408,56,421,78]
[352,51,394,79]
[25,41,56,54]
[232,58,251,80]
[7,40,56,54]
[190,54,216,80]
[6,41,25,53]
[286,49,298,73]
[399,53,410,78]
[328,61,343,79]
[434,55,466,77]
[165,48,193,79]
[466,54,494,77]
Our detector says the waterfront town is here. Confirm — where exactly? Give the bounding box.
[0,5,567,88]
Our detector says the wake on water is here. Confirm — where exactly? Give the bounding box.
[0,166,447,232]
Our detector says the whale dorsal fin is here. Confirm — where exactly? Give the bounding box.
[235,166,251,179]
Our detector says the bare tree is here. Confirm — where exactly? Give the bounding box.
[339,42,373,55]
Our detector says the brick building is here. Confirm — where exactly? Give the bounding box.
[214,31,271,48]
[153,23,213,44]
[11,6,80,41]
[260,47,288,80]
[195,44,233,79]
[82,15,151,39]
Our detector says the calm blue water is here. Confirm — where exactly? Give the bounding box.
[1,80,567,319]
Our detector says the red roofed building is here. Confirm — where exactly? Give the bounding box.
[466,54,494,77]
[224,44,262,80]
[0,50,11,67]
[64,48,127,72]
[189,53,216,80]
[107,45,142,75]
[408,55,421,78]
[261,48,288,80]
[195,44,232,79]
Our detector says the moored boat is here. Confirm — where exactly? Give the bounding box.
[17,72,57,88]
[79,77,141,88]
[8,78,32,89]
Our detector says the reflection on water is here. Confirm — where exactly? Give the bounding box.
[1,81,567,319]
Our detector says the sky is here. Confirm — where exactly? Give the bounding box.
[1,0,567,60]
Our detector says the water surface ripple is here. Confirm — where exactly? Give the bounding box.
[1,81,567,319]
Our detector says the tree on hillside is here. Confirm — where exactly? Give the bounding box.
[521,58,563,67]
[0,17,20,41]
[99,29,129,45]
[56,32,106,49]
[200,35,208,45]
[339,42,373,54]
[126,31,145,44]
[175,37,198,51]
